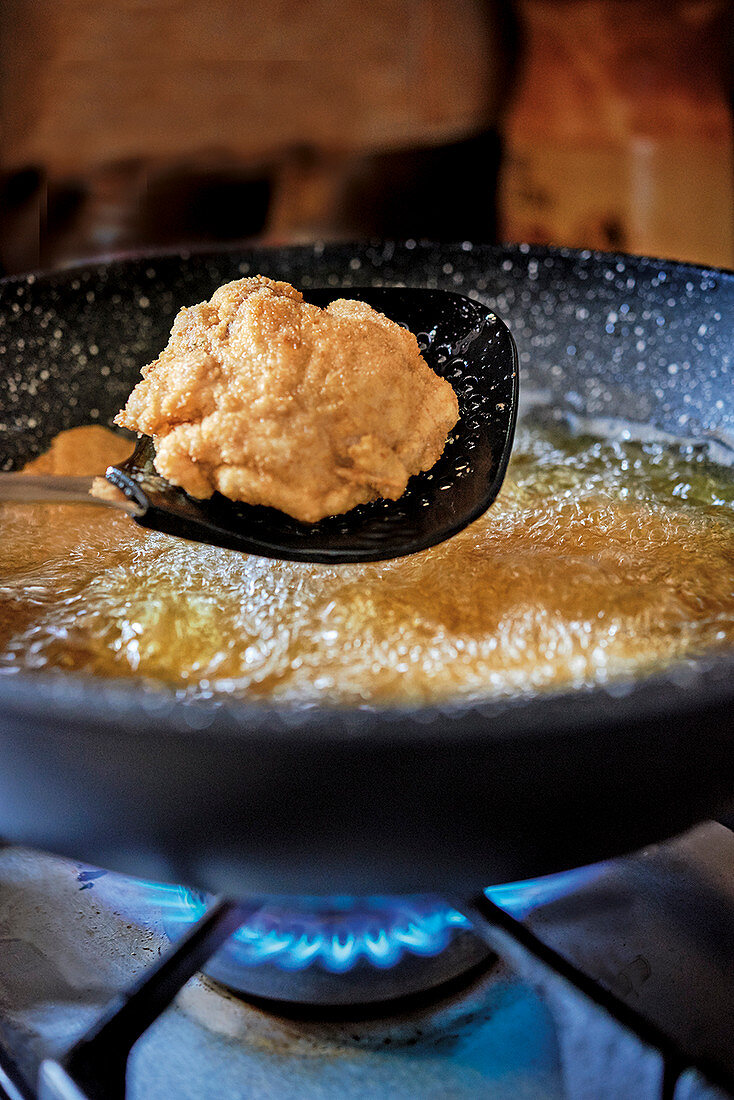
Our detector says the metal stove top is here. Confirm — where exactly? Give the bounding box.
[0,823,733,1098]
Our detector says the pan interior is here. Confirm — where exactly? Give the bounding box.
[0,243,732,716]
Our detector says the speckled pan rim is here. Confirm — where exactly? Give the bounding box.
[1,238,733,287]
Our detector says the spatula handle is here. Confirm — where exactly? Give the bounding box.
[0,474,142,514]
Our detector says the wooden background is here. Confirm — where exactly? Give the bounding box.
[0,0,731,272]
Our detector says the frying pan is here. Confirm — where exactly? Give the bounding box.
[0,241,732,898]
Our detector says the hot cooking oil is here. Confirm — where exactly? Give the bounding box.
[0,423,732,705]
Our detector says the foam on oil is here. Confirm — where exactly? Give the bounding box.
[1,423,732,705]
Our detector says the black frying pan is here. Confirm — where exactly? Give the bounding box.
[0,241,732,897]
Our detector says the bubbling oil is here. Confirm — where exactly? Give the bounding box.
[1,423,732,705]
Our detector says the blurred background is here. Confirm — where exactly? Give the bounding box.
[0,0,731,276]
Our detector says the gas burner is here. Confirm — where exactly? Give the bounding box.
[94,864,602,1008]
[163,891,494,1005]
[0,833,729,1100]
[81,865,609,1010]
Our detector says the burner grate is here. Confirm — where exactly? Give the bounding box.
[27,882,734,1100]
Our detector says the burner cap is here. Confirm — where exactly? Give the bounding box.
[165,892,493,1006]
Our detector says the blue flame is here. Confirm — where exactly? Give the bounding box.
[91,862,608,975]
[484,863,607,920]
[164,891,472,973]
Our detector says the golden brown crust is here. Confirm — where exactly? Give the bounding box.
[116,277,459,523]
[22,424,132,476]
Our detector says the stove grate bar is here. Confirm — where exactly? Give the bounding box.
[459,892,734,1100]
[36,897,249,1100]
[0,1057,33,1100]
